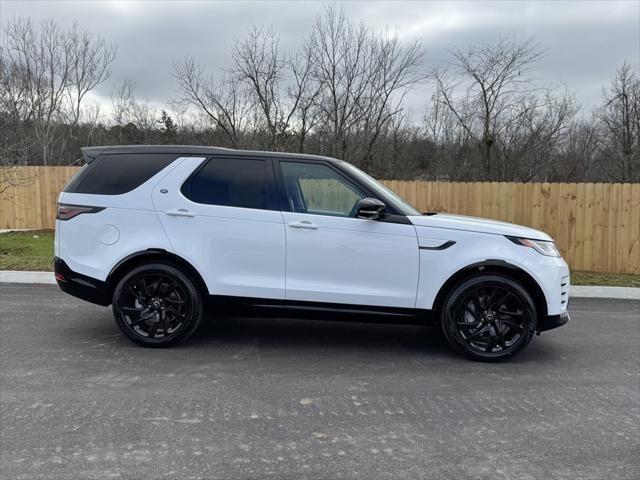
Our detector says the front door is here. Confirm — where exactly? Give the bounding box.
[277,160,419,308]
[153,156,286,300]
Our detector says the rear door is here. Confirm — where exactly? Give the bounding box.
[276,159,419,308]
[152,155,286,300]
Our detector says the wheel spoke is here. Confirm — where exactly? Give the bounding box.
[484,288,498,309]
[129,287,147,305]
[164,297,185,305]
[149,279,161,296]
[465,325,490,341]
[457,320,481,328]
[138,278,153,297]
[159,281,178,296]
[122,306,145,317]
[502,319,524,333]
[166,306,185,321]
[148,323,159,338]
[500,310,523,317]
[488,291,514,310]
[496,324,506,348]
[131,311,155,325]
[484,334,496,352]
[471,290,484,312]
[162,310,171,333]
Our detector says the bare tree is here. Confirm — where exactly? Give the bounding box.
[598,62,640,182]
[432,37,547,178]
[306,4,424,167]
[172,57,251,148]
[232,25,320,151]
[496,91,577,181]
[288,46,322,152]
[1,17,116,165]
[1,17,72,163]
[110,78,136,131]
[65,23,116,127]
[232,26,284,148]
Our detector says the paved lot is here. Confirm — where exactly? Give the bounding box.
[0,284,638,480]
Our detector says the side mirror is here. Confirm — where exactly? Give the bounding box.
[356,197,386,220]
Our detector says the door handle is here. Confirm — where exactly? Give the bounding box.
[288,220,319,229]
[166,209,195,217]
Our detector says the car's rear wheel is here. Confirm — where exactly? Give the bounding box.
[440,274,537,362]
[112,263,203,347]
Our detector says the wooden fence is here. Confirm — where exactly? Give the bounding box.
[1,166,639,273]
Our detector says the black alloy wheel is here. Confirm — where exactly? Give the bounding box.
[441,274,537,361]
[112,263,203,347]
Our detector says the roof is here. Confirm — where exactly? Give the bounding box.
[81,145,341,164]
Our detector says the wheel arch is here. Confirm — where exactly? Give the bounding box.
[106,249,208,298]
[432,259,548,318]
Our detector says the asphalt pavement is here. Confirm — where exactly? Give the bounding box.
[0,284,638,480]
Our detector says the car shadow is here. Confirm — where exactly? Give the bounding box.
[70,307,563,364]
[190,314,454,355]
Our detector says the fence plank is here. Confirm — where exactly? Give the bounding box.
[1,167,639,273]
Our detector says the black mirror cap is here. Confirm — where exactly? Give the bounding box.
[356,197,386,220]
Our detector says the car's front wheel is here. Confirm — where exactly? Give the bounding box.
[112,263,203,347]
[440,274,537,361]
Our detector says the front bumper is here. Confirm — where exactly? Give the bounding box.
[54,257,111,306]
[538,311,570,332]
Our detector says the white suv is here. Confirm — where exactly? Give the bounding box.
[54,146,570,361]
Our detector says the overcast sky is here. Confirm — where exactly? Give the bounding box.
[1,0,639,117]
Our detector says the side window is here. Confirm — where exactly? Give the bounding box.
[182,157,269,210]
[65,154,179,195]
[280,161,366,217]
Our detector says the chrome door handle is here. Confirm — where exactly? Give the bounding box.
[288,220,319,229]
[166,209,195,217]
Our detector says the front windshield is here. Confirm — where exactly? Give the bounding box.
[341,162,421,216]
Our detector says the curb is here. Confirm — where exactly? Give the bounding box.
[1,270,639,300]
[569,285,640,300]
[0,271,57,285]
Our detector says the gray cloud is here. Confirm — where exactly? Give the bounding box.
[2,0,638,114]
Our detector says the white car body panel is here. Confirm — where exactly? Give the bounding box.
[150,157,286,300]
[56,158,184,280]
[410,213,553,241]
[282,212,419,308]
[409,221,569,315]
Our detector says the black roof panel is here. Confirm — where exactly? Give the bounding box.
[81,145,340,164]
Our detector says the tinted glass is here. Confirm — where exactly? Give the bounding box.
[65,153,178,195]
[182,157,268,209]
[341,162,421,216]
[280,161,366,217]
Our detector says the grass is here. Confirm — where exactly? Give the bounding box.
[0,230,639,287]
[0,230,55,271]
[570,271,640,288]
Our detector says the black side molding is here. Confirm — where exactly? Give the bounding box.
[419,241,456,251]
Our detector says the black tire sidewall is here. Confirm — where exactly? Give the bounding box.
[440,274,537,362]
[112,263,203,347]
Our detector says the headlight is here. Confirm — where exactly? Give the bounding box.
[507,236,561,257]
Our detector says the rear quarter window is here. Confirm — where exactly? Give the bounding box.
[64,153,179,195]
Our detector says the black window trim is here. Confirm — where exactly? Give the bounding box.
[272,157,411,224]
[180,155,279,211]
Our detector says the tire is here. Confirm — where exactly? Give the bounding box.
[440,274,537,362]
[112,262,203,347]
